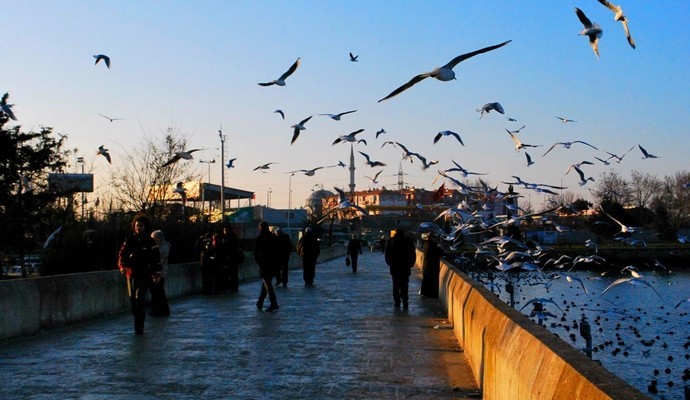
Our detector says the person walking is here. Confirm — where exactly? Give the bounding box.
[273,226,292,287]
[150,230,171,317]
[254,221,279,312]
[347,233,363,273]
[384,228,416,309]
[216,224,243,293]
[297,227,320,286]
[420,233,443,298]
[197,232,216,295]
[117,215,161,334]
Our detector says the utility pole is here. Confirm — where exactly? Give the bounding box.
[199,159,215,214]
[288,173,294,228]
[219,128,226,220]
[77,156,85,220]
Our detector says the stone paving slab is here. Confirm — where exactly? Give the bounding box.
[0,251,479,399]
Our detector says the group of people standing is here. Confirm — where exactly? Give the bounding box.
[198,224,244,295]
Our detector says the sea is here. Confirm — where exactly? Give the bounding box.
[469,265,689,399]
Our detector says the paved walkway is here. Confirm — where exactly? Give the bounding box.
[0,251,478,399]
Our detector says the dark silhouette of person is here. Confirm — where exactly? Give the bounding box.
[378,236,387,254]
[216,224,242,293]
[347,233,363,273]
[197,232,216,294]
[272,226,292,287]
[254,221,279,311]
[149,229,171,317]
[420,234,443,298]
[384,228,416,309]
[297,227,320,285]
[117,215,161,334]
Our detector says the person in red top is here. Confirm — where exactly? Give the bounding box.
[118,215,161,334]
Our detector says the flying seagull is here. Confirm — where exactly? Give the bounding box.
[525,152,535,167]
[572,165,595,186]
[599,205,636,234]
[43,226,63,249]
[349,52,359,62]
[18,173,35,194]
[506,125,526,134]
[288,166,329,176]
[332,129,366,145]
[556,116,578,123]
[97,145,111,164]
[258,57,300,86]
[508,132,541,152]
[597,0,635,49]
[375,129,387,139]
[477,102,505,119]
[358,151,387,167]
[565,161,594,175]
[274,109,285,120]
[318,110,357,121]
[93,54,111,68]
[575,7,603,59]
[377,40,511,102]
[161,149,202,168]
[433,130,464,146]
[253,162,276,172]
[226,158,237,168]
[0,104,17,120]
[318,187,368,224]
[638,144,658,159]
[601,277,663,300]
[542,140,598,157]
[97,113,123,122]
[364,170,383,184]
[290,115,313,145]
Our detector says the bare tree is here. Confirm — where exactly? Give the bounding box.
[629,170,661,210]
[652,171,690,231]
[109,128,199,222]
[591,170,633,206]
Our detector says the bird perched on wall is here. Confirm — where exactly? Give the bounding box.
[378,40,511,102]
[161,149,202,168]
[97,145,111,164]
[258,58,300,86]
[93,54,111,68]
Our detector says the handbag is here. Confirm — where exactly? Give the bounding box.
[345,256,351,266]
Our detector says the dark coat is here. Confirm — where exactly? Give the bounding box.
[347,238,363,256]
[275,233,292,266]
[118,234,161,277]
[297,232,320,259]
[254,230,277,278]
[385,232,416,276]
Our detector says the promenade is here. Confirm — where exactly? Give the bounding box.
[0,251,478,399]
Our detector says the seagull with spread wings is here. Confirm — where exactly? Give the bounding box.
[433,130,464,146]
[575,7,603,59]
[18,173,35,194]
[358,151,387,168]
[318,187,368,224]
[508,132,541,152]
[258,57,300,86]
[375,129,387,139]
[332,129,366,145]
[1,103,17,120]
[597,0,635,49]
[364,170,383,184]
[273,109,285,119]
[43,226,63,249]
[638,144,658,159]
[93,54,111,68]
[349,52,359,62]
[378,40,511,102]
[601,277,663,300]
[98,113,123,122]
[253,162,276,172]
[556,116,578,123]
[161,149,202,168]
[476,102,505,119]
[542,140,598,157]
[599,205,637,234]
[572,165,595,186]
[319,110,357,121]
[444,161,487,178]
[288,166,330,177]
[97,145,112,164]
[290,115,313,145]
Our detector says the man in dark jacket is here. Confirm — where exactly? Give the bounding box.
[272,226,292,287]
[384,228,416,309]
[254,221,279,311]
[347,233,363,273]
[118,215,161,334]
[216,224,243,293]
[297,227,320,286]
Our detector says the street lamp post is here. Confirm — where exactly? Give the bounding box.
[267,188,272,208]
[219,129,226,220]
[199,159,215,213]
[288,173,294,228]
[77,156,85,220]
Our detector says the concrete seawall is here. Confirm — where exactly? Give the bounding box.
[429,253,648,399]
[0,246,346,340]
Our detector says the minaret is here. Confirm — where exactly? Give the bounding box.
[349,143,356,195]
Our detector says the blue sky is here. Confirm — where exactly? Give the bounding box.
[2,1,689,210]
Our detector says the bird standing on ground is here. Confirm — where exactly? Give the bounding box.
[290,115,313,145]
[378,40,511,102]
[575,7,603,59]
[97,145,111,164]
[258,58,300,86]
[93,54,111,68]
[161,149,202,168]
[597,0,635,49]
